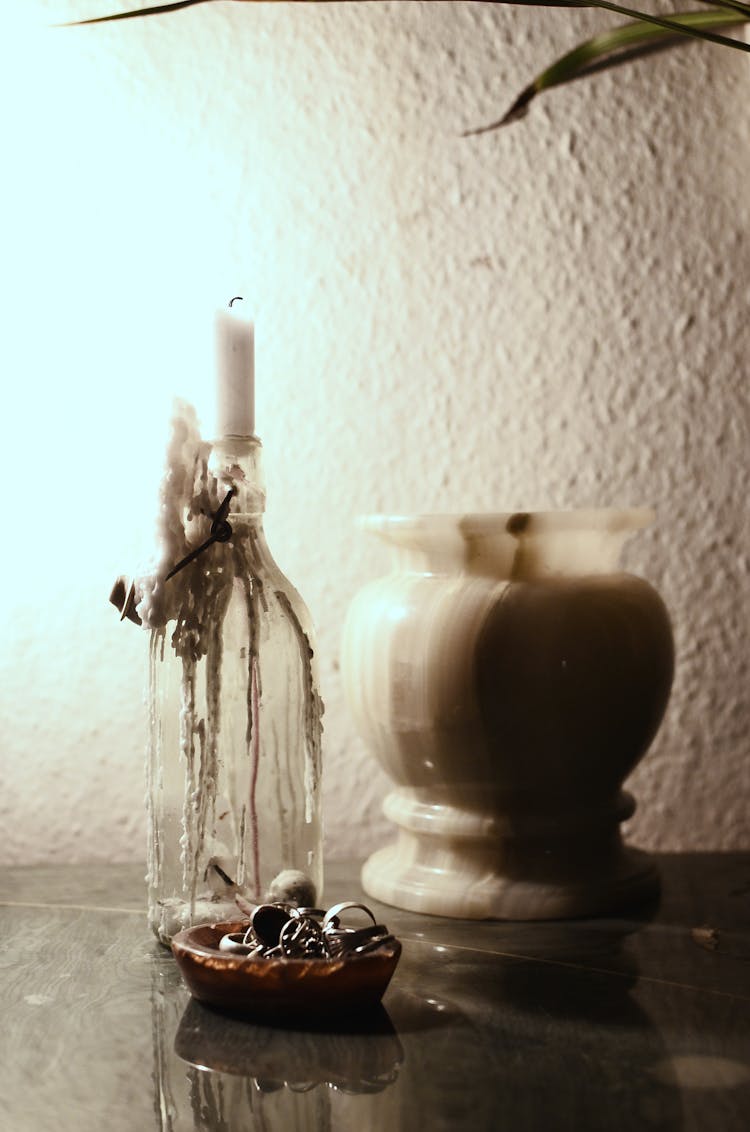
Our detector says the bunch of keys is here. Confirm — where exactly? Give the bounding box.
[218,901,396,960]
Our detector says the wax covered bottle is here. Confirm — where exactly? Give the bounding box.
[140,315,323,944]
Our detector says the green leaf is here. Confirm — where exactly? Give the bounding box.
[484,1,750,52]
[463,10,749,135]
[57,0,212,26]
[580,0,750,45]
[52,0,750,30]
[698,0,750,14]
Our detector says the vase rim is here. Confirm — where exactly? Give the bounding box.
[359,509,655,538]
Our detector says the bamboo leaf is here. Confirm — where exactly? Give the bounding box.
[464,10,749,135]
[581,0,750,46]
[57,0,750,133]
[57,0,212,24]
[691,0,750,13]
[53,0,750,32]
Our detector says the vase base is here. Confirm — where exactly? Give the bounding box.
[361,840,659,921]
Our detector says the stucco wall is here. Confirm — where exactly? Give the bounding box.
[1,1,748,866]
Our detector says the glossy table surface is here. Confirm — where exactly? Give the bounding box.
[1,854,749,1132]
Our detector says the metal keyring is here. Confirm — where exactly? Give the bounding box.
[279,914,325,958]
[322,902,378,931]
[325,923,391,957]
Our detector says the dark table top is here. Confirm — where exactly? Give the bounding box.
[1,854,749,1131]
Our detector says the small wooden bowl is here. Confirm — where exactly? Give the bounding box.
[171,920,402,1021]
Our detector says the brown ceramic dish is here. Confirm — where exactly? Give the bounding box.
[171,920,402,1020]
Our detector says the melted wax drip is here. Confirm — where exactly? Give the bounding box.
[275,589,324,824]
[248,654,261,899]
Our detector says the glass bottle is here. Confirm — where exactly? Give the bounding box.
[146,434,324,945]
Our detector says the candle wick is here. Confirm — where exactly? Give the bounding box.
[229,295,243,307]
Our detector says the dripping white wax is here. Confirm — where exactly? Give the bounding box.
[215,304,255,439]
[136,399,214,632]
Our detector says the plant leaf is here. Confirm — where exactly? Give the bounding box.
[54,0,750,31]
[57,0,213,25]
[688,0,750,13]
[464,9,749,134]
[583,0,750,45]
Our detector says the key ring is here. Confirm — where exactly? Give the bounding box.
[279,915,326,958]
[322,902,378,931]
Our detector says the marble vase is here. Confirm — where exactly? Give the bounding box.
[341,511,674,920]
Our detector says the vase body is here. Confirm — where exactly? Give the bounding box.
[341,510,673,920]
[147,438,323,944]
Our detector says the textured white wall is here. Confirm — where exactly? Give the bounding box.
[1,2,748,866]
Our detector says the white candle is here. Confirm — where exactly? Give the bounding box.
[215,299,255,438]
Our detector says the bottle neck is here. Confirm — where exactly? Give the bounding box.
[209,435,266,518]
